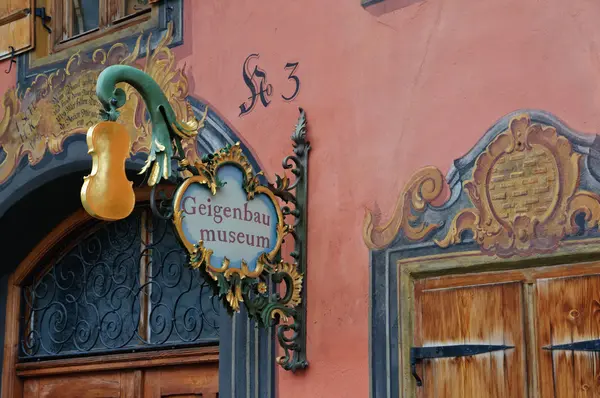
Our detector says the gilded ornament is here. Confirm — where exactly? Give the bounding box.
[275,262,303,308]
[437,114,581,257]
[174,143,286,281]
[257,282,268,295]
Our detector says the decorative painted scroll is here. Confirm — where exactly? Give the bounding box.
[363,113,600,258]
[363,166,445,249]
[0,22,198,186]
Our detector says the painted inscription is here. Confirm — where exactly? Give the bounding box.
[178,165,278,271]
[239,54,301,116]
[51,71,100,131]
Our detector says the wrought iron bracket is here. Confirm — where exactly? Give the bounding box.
[410,344,513,386]
[543,339,600,352]
[267,107,310,371]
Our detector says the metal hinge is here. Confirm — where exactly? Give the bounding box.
[410,344,514,387]
[24,8,52,33]
[543,339,600,352]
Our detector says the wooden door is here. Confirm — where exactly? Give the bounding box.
[144,364,219,398]
[23,371,139,398]
[536,273,600,397]
[414,280,528,398]
[21,363,219,398]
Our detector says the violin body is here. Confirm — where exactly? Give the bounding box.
[81,121,135,221]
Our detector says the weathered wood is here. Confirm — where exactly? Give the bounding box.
[0,0,33,61]
[0,0,23,16]
[143,364,219,398]
[1,275,23,398]
[16,346,219,377]
[536,273,600,397]
[0,8,29,26]
[120,370,142,398]
[23,371,124,398]
[415,280,527,397]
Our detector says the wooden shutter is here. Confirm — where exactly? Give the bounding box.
[536,273,600,397]
[0,0,34,61]
[413,279,528,398]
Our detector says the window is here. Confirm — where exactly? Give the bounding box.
[17,0,183,86]
[20,206,220,360]
[55,0,157,50]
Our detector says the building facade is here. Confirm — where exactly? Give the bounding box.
[1,0,600,397]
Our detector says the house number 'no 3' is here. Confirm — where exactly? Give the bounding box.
[239,53,301,116]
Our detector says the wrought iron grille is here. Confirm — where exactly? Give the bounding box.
[19,208,220,360]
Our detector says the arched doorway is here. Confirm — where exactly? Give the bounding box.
[2,190,220,397]
[0,98,276,397]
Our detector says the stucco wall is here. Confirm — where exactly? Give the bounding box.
[2,0,600,396]
[0,61,13,89]
[173,0,600,396]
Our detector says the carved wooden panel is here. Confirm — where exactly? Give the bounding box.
[143,364,219,398]
[21,363,219,398]
[536,273,600,397]
[22,370,137,398]
[414,280,527,398]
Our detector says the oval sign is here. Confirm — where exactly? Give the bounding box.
[174,163,283,277]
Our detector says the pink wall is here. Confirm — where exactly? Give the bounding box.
[175,0,600,396]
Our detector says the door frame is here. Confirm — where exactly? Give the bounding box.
[1,187,219,397]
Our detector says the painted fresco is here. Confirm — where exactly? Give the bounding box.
[0,23,198,187]
[364,110,600,397]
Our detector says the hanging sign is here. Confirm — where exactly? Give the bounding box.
[173,144,285,279]
[85,61,309,371]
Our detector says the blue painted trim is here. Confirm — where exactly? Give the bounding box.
[362,0,386,7]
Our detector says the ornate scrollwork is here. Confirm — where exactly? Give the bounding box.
[363,166,446,250]
[363,112,600,259]
[20,209,220,360]
[436,114,582,257]
[264,108,309,371]
[173,111,308,371]
[173,143,286,296]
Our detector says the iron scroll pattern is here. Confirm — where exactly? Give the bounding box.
[147,109,310,372]
[19,209,220,360]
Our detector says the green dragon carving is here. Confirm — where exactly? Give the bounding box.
[96,64,202,185]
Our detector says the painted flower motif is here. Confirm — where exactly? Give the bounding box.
[257,282,268,295]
